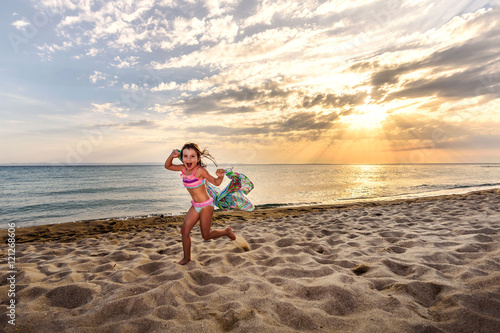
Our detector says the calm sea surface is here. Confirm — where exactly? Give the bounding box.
[1,164,500,228]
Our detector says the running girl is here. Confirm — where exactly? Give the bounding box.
[165,142,236,265]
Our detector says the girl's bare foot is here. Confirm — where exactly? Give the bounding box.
[227,227,236,241]
[177,258,190,265]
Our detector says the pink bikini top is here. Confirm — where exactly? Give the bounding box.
[181,165,206,189]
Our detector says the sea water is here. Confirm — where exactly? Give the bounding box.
[1,164,500,228]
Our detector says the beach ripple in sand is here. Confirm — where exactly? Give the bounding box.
[1,189,500,332]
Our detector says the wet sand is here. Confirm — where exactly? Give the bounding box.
[1,189,499,332]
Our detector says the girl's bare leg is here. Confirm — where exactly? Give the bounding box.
[177,207,200,265]
[199,206,236,241]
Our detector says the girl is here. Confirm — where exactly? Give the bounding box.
[165,142,236,265]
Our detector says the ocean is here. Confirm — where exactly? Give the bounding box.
[1,164,500,228]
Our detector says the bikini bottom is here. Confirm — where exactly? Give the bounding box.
[192,197,214,214]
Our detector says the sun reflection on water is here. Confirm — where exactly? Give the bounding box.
[346,165,384,199]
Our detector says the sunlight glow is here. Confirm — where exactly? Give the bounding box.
[344,104,389,130]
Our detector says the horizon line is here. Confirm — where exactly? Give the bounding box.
[1,162,500,166]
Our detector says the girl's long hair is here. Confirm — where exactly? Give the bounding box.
[180,142,217,167]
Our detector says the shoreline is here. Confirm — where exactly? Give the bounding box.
[7,184,500,231]
[4,188,499,244]
[3,163,500,229]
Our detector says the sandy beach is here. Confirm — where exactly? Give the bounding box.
[1,189,499,332]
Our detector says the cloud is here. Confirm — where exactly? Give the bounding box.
[91,102,128,118]
[123,83,139,90]
[350,7,500,105]
[389,66,499,101]
[381,113,467,142]
[281,111,339,131]
[97,119,160,130]
[12,19,30,30]
[302,91,368,109]
[378,112,500,158]
[174,78,295,115]
[153,25,307,69]
[112,56,139,68]
[436,133,500,150]
[186,110,340,139]
[170,77,369,122]
[86,48,99,56]
[387,128,500,154]
[151,81,177,91]
[199,16,239,43]
[89,71,108,84]
[44,0,242,58]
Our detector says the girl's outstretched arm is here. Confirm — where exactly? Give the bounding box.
[165,149,184,171]
[202,168,224,186]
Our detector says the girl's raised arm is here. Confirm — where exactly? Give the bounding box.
[165,149,184,171]
[202,168,224,186]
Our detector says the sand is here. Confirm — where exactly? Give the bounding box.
[1,189,500,332]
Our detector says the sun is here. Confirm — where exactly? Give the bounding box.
[344,104,388,130]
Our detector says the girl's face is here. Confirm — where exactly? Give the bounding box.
[182,148,200,170]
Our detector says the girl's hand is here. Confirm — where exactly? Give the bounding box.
[216,169,225,178]
[171,149,180,158]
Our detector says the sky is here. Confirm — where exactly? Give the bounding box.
[1,0,500,165]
